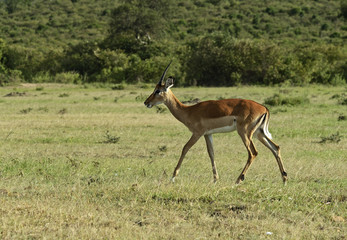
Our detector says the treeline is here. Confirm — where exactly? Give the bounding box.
[0,0,346,86]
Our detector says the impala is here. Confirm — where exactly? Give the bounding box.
[144,62,287,184]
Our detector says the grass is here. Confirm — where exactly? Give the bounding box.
[0,84,346,239]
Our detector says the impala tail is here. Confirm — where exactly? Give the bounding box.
[262,111,272,140]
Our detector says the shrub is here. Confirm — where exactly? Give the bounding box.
[61,42,102,80]
[288,7,301,16]
[330,74,346,86]
[127,56,180,84]
[54,72,81,84]
[20,108,33,114]
[93,49,130,83]
[264,94,309,106]
[265,7,276,16]
[111,84,125,90]
[32,72,52,83]
[0,69,23,85]
[338,97,347,105]
[100,131,120,144]
[318,132,342,144]
[281,44,347,85]
[185,36,285,86]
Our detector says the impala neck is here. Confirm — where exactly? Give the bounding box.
[164,90,188,123]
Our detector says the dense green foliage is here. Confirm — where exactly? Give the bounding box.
[0,0,346,86]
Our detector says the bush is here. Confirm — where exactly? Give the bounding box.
[3,45,44,81]
[267,44,346,86]
[54,72,81,84]
[185,36,285,86]
[288,7,302,16]
[32,72,52,83]
[0,69,23,85]
[330,74,346,86]
[93,49,130,83]
[264,94,309,106]
[127,56,180,84]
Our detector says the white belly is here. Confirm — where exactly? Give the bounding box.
[205,125,237,135]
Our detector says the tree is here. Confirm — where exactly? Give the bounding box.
[61,42,102,80]
[341,0,347,19]
[109,4,161,40]
[4,0,21,13]
[104,0,173,58]
[185,35,285,86]
[0,38,7,74]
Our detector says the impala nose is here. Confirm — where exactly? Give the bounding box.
[144,102,152,108]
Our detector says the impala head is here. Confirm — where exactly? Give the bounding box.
[144,62,174,108]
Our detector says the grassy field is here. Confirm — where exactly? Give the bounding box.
[0,84,346,239]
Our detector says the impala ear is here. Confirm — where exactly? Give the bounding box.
[165,77,174,90]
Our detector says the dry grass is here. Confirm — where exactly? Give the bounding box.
[0,84,346,239]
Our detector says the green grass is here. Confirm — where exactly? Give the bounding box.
[0,84,346,239]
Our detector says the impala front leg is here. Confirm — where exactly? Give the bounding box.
[204,134,219,182]
[172,134,201,182]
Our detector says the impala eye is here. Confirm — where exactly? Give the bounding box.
[155,89,160,94]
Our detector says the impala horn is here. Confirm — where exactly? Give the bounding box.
[158,61,172,86]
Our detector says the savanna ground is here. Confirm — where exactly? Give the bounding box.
[0,84,346,239]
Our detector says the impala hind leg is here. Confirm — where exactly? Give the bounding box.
[204,134,219,182]
[256,130,288,184]
[172,134,201,182]
[236,133,258,184]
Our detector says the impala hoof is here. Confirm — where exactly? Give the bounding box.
[282,176,288,185]
[235,174,245,184]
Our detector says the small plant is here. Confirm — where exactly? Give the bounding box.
[182,98,201,104]
[330,93,347,105]
[54,72,81,84]
[59,93,69,97]
[318,132,342,144]
[66,156,81,168]
[135,94,147,102]
[338,97,347,105]
[38,107,49,112]
[330,94,342,99]
[111,84,125,90]
[4,92,27,97]
[139,84,151,89]
[156,106,166,113]
[93,96,100,101]
[36,86,44,91]
[114,97,119,103]
[100,130,120,144]
[338,115,346,121]
[158,145,167,152]
[82,176,101,185]
[264,94,309,106]
[92,161,100,167]
[58,108,67,115]
[20,108,33,114]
